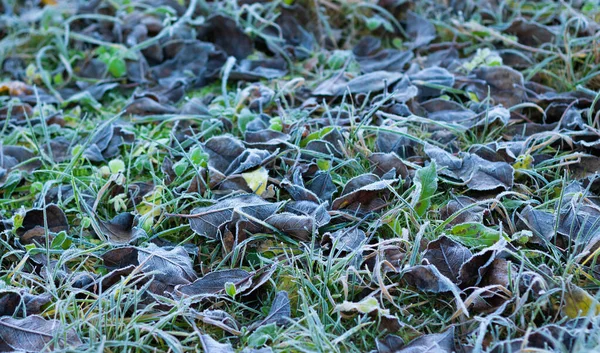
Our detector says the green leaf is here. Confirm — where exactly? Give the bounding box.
[173,159,189,177]
[108,159,126,174]
[81,217,92,229]
[366,16,383,31]
[247,323,278,347]
[1,170,23,191]
[29,182,43,194]
[448,222,504,247]
[189,147,209,167]
[300,127,333,147]
[53,72,63,85]
[63,91,101,110]
[412,161,438,217]
[108,57,127,78]
[269,117,283,132]
[50,231,70,250]
[225,282,237,297]
[12,213,24,232]
[238,108,256,134]
[327,50,350,70]
[316,159,330,171]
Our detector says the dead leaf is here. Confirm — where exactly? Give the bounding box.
[251,291,291,329]
[17,204,68,245]
[188,194,280,239]
[176,269,252,297]
[0,316,82,352]
[423,236,472,284]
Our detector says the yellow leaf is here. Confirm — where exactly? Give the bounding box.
[335,297,389,315]
[242,167,268,195]
[563,284,600,319]
[41,0,57,5]
[513,154,534,170]
[0,81,29,96]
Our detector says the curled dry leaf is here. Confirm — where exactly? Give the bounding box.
[505,18,556,47]
[314,71,403,96]
[354,36,413,73]
[137,243,197,287]
[368,152,409,180]
[284,201,331,227]
[0,289,51,316]
[405,11,437,48]
[97,212,146,244]
[192,309,241,335]
[439,196,485,226]
[332,174,396,214]
[425,145,514,191]
[322,227,366,252]
[17,204,68,245]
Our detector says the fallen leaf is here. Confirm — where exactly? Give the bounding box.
[17,204,68,245]
[242,167,269,195]
[336,297,389,315]
[188,194,280,239]
[448,222,504,248]
[0,315,82,352]
[265,212,314,241]
[252,291,291,329]
[384,327,455,353]
[199,334,235,353]
[176,269,252,297]
[332,175,396,214]
[423,236,472,284]
[563,284,600,319]
[96,212,146,244]
[137,243,197,288]
[405,11,436,48]
[322,227,366,252]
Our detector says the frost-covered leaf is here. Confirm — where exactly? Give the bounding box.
[252,291,291,329]
[382,327,455,353]
[199,334,235,353]
[423,236,472,284]
[266,212,314,241]
[137,243,197,286]
[188,194,280,239]
[0,316,82,352]
[332,175,396,214]
[176,269,252,297]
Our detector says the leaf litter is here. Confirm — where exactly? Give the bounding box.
[1,0,600,352]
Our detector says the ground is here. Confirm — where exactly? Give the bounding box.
[1,0,600,352]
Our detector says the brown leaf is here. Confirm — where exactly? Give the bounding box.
[0,316,82,352]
